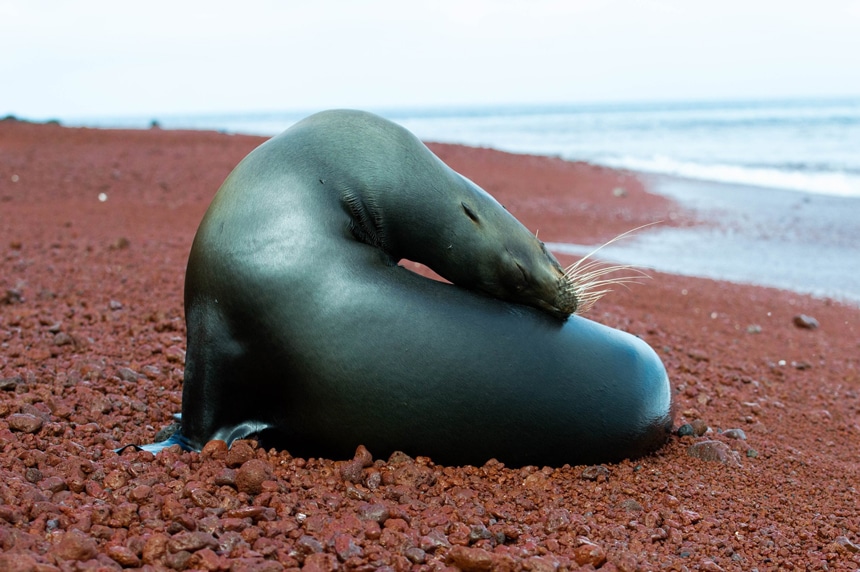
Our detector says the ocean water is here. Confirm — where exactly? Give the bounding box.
[72,99,860,303]
[77,98,860,198]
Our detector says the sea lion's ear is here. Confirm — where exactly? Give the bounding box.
[461,202,480,223]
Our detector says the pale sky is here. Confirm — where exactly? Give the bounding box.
[3,0,860,120]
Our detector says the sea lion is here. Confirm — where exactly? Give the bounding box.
[146,109,673,467]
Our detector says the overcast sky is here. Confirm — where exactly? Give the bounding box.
[3,0,860,120]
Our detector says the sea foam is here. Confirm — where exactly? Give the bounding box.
[596,155,860,198]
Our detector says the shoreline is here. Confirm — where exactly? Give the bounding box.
[548,173,860,306]
[1,122,859,569]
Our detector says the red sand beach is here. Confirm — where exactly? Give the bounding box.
[1,120,859,571]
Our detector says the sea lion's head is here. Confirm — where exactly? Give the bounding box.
[452,204,577,319]
[396,174,649,319]
[347,124,643,319]
[400,176,578,319]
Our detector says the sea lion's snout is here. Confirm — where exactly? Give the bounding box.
[553,274,579,316]
[523,274,577,320]
[486,242,577,319]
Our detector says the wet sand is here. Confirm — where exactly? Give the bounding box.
[1,120,859,570]
[555,174,860,304]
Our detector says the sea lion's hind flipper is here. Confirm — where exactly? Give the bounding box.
[209,420,275,446]
[114,419,275,455]
[114,418,192,454]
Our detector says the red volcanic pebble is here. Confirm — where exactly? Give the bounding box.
[1,121,859,569]
[52,529,98,561]
[7,412,44,433]
[235,458,275,495]
[106,543,142,567]
[686,440,742,467]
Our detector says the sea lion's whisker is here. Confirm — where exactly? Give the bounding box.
[565,263,649,282]
[559,223,660,315]
[564,222,659,273]
[573,276,647,291]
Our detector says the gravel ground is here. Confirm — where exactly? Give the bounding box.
[1,119,859,571]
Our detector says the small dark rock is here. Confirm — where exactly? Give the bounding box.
[676,424,695,437]
[141,365,162,379]
[617,498,644,512]
[154,422,181,442]
[117,367,140,382]
[687,440,742,467]
[387,450,414,464]
[357,502,390,523]
[793,314,819,329]
[53,332,74,346]
[167,531,218,553]
[296,534,324,554]
[1,288,23,304]
[723,428,747,440]
[469,524,493,542]
[164,550,193,570]
[581,465,611,481]
[110,237,131,250]
[404,546,427,564]
[333,533,363,561]
[0,376,23,391]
